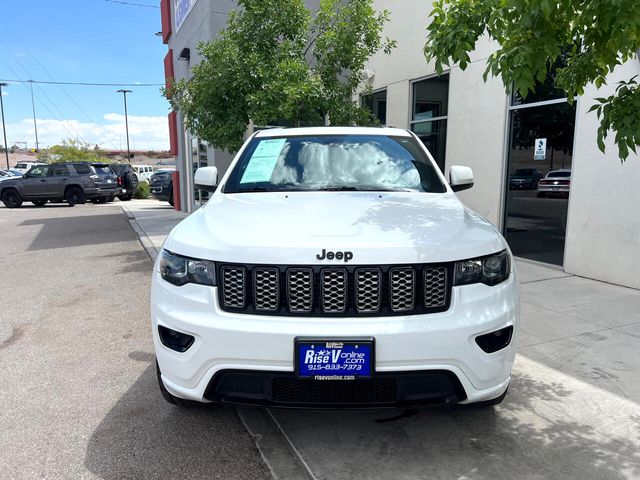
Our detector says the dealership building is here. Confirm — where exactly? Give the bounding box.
[160,0,640,289]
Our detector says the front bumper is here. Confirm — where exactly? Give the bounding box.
[151,267,519,407]
[150,183,171,200]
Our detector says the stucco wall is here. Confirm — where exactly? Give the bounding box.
[564,60,640,289]
[445,60,508,226]
[367,1,507,226]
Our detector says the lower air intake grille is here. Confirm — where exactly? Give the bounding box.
[272,376,397,404]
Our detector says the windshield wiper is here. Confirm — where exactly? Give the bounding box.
[228,186,272,193]
[317,186,412,192]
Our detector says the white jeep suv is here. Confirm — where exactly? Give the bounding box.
[151,127,519,408]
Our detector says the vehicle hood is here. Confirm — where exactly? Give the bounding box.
[0,177,20,186]
[164,192,507,265]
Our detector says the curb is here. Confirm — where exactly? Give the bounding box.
[237,407,316,480]
[121,205,159,262]
[121,204,308,480]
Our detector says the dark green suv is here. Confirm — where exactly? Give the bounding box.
[0,163,118,208]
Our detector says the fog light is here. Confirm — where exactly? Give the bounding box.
[158,325,195,352]
[475,326,513,353]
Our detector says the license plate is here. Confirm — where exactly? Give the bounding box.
[295,339,374,380]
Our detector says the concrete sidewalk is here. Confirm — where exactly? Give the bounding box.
[123,201,640,479]
[121,199,189,261]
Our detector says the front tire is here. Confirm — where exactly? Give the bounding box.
[65,187,86,207]
[32,200,47,207]
[117,193,133,201]
[2,189,23,208]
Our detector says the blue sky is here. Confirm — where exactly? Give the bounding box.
[0,0,170,150]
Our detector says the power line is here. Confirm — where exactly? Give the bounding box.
[0,20,123,149]
[0,78,163,87]
[104,0,160,8]
[0,38,88,144]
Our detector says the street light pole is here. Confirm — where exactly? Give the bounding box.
[116,89,132,163]
[0,83,9,169]
[28,80,39,151]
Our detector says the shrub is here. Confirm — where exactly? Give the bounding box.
[134,181,150,199]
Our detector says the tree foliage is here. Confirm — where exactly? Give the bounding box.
[165,0,395,152]
[37,139,109,164]
[424,0,640,161]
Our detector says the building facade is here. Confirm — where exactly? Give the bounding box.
[160,0,640,289]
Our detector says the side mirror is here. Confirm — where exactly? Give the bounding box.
[449,165,474,192]
[194,166,218,192]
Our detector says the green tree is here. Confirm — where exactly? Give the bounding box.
[424,0,640,161]
[37,139,110,164]
[165,0,395,152]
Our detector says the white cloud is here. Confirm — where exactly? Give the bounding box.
[5,113,170,151]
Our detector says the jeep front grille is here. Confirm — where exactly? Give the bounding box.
[218,263,452,317]
[221,266,246,308]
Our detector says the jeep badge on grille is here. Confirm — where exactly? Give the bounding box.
[316,249,353,263]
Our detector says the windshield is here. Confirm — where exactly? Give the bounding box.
[224,135,446,194]
[548,171,571,178]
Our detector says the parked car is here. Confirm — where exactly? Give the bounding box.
[537,169,571,198]
[509,168,543,190]
[7,169,23,177]
[0,163,118,208]
[89,163,119,203]
[150,169,174,206]
[0,170,16,179]
[108,163,139,201]
[152,127,519,409]
[133,165,154,183]
[13,162,46,174]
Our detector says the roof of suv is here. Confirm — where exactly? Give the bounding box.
[254,126,411,138]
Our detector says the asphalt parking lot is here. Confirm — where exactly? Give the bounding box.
[0,203,269,480]
[2,202,640,479]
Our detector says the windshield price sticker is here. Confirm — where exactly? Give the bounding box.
[240,138,287,184]
[297,341,373,380]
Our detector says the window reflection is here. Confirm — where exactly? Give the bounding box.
[504,102,576,265]
[411,74,449,171]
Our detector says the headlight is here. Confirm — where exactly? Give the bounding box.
[159,250,216,286]
[454,250,510,286]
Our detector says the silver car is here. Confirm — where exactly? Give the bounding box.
[537,169,571,198]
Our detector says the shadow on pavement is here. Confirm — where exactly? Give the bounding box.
[99,250,151,275]
[271,371,640,480]
[20,213,137,251]
[84,364,270,480]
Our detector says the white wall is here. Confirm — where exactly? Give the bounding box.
[367,1,507,226]
[445,54,508,226]
[564,60,640,289]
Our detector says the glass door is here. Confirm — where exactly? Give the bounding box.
[504,100,576,265]
[191,138,209,206]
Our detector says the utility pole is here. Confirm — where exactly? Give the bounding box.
[28,80,39,151]
[116,89,132,163]
[0,83,9,169]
